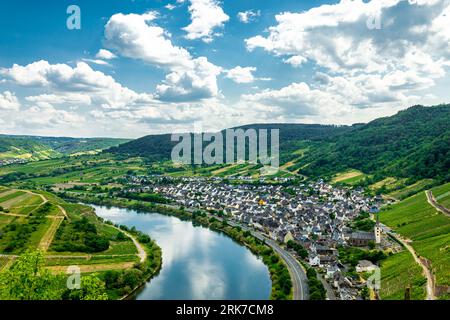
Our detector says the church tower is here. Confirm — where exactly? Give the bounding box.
[374,213,382,244]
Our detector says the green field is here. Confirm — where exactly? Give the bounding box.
[388,179,435,200]
[380,183,450,294]
[332,169,369,185]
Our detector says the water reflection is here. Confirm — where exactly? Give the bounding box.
[93,205,271,300]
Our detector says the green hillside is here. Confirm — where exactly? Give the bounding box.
[298,104,450,183]
[380,182,450,297]
[0,135,129,161]
[107,123,350,163]
[108,104,450,185]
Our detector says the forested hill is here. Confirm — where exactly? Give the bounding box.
[298,104,450,182]
[109,104,449,183]
[107,124,351,162]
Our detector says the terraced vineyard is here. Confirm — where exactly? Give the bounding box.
[380,182,450,299]
[379,250,426,300]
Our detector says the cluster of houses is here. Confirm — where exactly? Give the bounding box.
[0,158,28,167]
[123,175,385,299]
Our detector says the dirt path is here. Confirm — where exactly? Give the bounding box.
[56,204,70,220]
[46,262,135,273]
[111,225,147,263]
[426,190,450,217]
[38,216,64,252]
[23,190,47,204]
[382,224,436,300]
[0,212,27,217]
[397,236,435,300]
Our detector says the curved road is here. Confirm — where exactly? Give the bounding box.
[226,220,309,300]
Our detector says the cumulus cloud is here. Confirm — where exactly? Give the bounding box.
[0,91,20,110]
[237,10,260,24]
[182,0,229,42]
[0,60,153,109]
[156,57,222,101]
[20,102,85,127]
[245,0,450,111]
[104,11,222,101]
[226,66,256,84]
[95,49,116,60]
[104,12,192,68]
[241,82,350,117]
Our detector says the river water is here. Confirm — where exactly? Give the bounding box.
[92,205,271,300]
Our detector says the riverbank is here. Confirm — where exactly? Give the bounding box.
[63,193,293,300]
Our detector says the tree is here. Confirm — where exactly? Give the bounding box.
[63,274,109,300]
[0,250,62,300]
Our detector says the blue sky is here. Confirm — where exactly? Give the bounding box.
[0,0,449,138]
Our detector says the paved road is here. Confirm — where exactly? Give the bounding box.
[226,220,309,300]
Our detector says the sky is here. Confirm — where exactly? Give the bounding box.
[0,0,449,138]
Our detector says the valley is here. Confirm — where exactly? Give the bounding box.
[0,104,449,300]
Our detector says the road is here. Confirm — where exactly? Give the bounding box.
[226,220,309,300]
[426,190,450,217]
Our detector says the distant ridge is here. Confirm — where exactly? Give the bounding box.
[109,104,450,183]
[0,135,129,161]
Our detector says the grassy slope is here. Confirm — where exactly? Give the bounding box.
[0,136,129,161]
[380,183,450,291]
[379,250,426,300]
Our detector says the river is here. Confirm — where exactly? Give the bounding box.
[92,205,272,300]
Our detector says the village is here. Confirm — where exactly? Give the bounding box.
[0,158,28,167]
[121,174,399,300]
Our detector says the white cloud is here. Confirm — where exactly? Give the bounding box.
[245,0,450,110]
[25,93,92,106]
[156,57,222,101]
[20,102,85,127]
[95,49,116,60]
[104,12,222,101]
[82,59,111,66]
[183,0,229,42]
[104,12,192,69]
[283,55,307,68]
[242,82,349,117]
[226,66,257,83]
[0,60,153,109]
[165,4,177,10]
[0,91,20,110]
[237,10,260,24]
